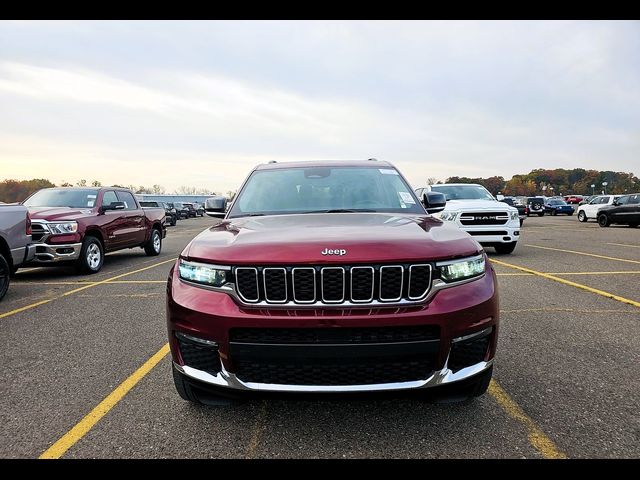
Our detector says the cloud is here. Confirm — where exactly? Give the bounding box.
[0,20,638,193]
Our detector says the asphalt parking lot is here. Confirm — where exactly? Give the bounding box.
[1,215,638,459]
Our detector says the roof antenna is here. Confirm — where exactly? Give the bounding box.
[268,160,277,164]
[367,158,378,161]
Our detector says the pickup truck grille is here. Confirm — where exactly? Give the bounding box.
[459,212,509,226]
[31,222,49,242]
[234,263,432,306]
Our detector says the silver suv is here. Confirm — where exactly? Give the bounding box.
[0,204,36,301]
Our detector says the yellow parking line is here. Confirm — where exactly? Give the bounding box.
[491,259,640,309]
[489,380,567,459]
[0,258,175,320]
[606,242,640,249]
[245,401,269,459]
[0,299,54,319]
[496,271,640,277]
[39,343,170,459]
[525,244,640,265]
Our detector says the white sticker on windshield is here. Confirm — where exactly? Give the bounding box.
[399,191,415,204]
[87,194,97,199]
[379,169,398,175]
[87,200,95,207]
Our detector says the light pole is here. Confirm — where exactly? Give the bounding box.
[591,184,595,195]
[602,182,608,195]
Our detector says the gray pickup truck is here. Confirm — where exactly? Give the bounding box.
[0,204,36,301]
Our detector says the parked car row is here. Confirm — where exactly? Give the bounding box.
[579,193,640,227]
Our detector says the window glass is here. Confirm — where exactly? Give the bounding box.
[617,196,630,206]
[102,191,118,207]
[116,191,138,210]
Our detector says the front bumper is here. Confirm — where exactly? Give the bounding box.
[459,225,520,244]
[167,262,499,394]
[30,242,82,263]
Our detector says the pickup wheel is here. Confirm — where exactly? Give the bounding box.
[578,211,587,222]
[76,236,104,274]
[537,212,544,217]
[598,214,611,228]
[494,242,517,254]
[0,253,10,301]
[144,228,162,256]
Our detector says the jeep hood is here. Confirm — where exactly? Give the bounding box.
[28,207,96,221]
[184,213,481,265]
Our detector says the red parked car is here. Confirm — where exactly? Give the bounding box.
[564,195,583,204]
[167,160,499,404]
[23,187,166,273]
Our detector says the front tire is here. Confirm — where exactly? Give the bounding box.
[494,242,517,254]
[578,211,587,222]
[144,228,162,256]
[598,214,611,228]
[552,209,557,216]
[537,212,544,217]
[0,253,10,301]
[76,236,104,274]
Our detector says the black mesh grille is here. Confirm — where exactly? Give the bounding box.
[292,268,315,302]
[263,269,286,302]
[322,268,344,302]
[351,267,373,301]
[230,326,440,344]
[236,268,258,301]
[177,337,221,374]
[448,336,490,372]
[380,266,403,300]
[234,358,434,385]
[408,265,431,298]
[467,231,508,236]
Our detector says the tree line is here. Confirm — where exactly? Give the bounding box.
[438,168,639,197]
[0,179,219,203]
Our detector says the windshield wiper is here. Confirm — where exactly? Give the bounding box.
[302,209,377,213]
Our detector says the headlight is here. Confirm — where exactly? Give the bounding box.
[48,222,78,234]
[179,259,229,287]
[510,211,519,220]
[437,255,486,282]
[438,212,458,221]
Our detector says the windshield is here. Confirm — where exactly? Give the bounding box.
[430,185,494,201]
[228,166,423,218]
[23,188,100,208]
[549,200,567,205]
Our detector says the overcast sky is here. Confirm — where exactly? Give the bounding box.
[0,20,638,193]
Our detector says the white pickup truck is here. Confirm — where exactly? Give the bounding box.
[415,183,521,254]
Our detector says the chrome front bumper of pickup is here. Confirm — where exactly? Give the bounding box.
[31,243,82,262]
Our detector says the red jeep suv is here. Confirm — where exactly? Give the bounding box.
[167,160,499,404]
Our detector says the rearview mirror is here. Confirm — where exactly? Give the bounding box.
[423,192,446,214]
[102,201,125,212]
[204,196,228,218]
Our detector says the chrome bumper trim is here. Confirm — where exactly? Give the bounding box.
[175,358,493,393]
[31,242,82,262]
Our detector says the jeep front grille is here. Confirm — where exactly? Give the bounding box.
[233,263,432,306]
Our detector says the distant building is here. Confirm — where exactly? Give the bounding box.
[136,193,215,204]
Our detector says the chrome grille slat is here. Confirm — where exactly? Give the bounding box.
[321,267,345,303]
[379,265,404,302]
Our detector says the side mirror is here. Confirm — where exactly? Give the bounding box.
[423,192,446,214]
[204,196,228,218]
[101,201,125,212]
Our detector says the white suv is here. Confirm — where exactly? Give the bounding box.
[415,184,520,254]
[576,195,621,222]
